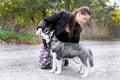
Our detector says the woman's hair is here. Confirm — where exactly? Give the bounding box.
[66,6,91,37]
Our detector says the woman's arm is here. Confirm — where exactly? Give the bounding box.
[37,11,65,30]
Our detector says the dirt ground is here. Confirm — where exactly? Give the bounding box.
[0,41,120,80]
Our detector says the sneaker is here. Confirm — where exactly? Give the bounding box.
[64,59,69,66]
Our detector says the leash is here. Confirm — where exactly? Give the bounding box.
[72,58,83,73]
[72,58,81,64]
[73,58,84,74]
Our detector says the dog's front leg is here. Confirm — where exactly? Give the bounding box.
[55,59,62,74]
[49,51,57,73]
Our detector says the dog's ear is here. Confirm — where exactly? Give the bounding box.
[50,30,55,37]
[40,32,44,38]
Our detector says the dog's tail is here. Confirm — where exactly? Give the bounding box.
[88,49,94,67]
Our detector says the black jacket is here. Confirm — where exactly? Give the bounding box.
[37,11,80,43]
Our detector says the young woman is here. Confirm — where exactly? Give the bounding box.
[36,6,91,66]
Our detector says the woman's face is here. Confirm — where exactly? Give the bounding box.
[75,12,90,26]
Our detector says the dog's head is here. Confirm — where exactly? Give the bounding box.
[40,31,54,43]
[40,31,61,50]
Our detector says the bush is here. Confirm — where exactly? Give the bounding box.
[0,29,41,44]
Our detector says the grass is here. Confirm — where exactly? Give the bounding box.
[0,28,119,45]
[81,35,119,41]
[0,29,41,45]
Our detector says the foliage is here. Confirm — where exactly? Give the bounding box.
[88,1,111,26]
[0,0,120,42]
[111,10,120,26]
[0,28,41,44]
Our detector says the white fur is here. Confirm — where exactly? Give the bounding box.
[40,31,94,77]
[50,53,89,77]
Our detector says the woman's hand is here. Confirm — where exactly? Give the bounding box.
[36,28,43,36]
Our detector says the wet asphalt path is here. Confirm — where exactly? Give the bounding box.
[0,41,120,80]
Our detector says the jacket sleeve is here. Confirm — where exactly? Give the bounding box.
[37,11,65,30]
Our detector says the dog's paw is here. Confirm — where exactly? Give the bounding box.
[81,73,88,78]
[91,67,94,72]
[49,70,55,73]
[55,71,61,75]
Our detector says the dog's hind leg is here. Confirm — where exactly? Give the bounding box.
[49,52,57,73]
[81,66,88,77]
[78,55,88,77]
[88,50,94,72]
[55,59,62,74]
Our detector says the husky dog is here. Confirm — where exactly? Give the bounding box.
[40,31,94,77]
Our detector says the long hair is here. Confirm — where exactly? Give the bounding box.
[66,6,91,37]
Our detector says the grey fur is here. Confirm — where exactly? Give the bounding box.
[40,31,94,77]
[51,36,94,67]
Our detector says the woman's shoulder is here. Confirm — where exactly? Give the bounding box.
[58,11,71,18]
[61,11,71,14]
[54,11,71,15]
[51,11,70,18]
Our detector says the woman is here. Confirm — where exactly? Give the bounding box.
[36,6,91,66]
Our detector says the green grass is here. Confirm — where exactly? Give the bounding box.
[0,30,18,40]
[0,29,41,44]
[81,35,119,41]
[0,29,119,44]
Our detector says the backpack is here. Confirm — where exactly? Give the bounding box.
[38,44,52,69]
